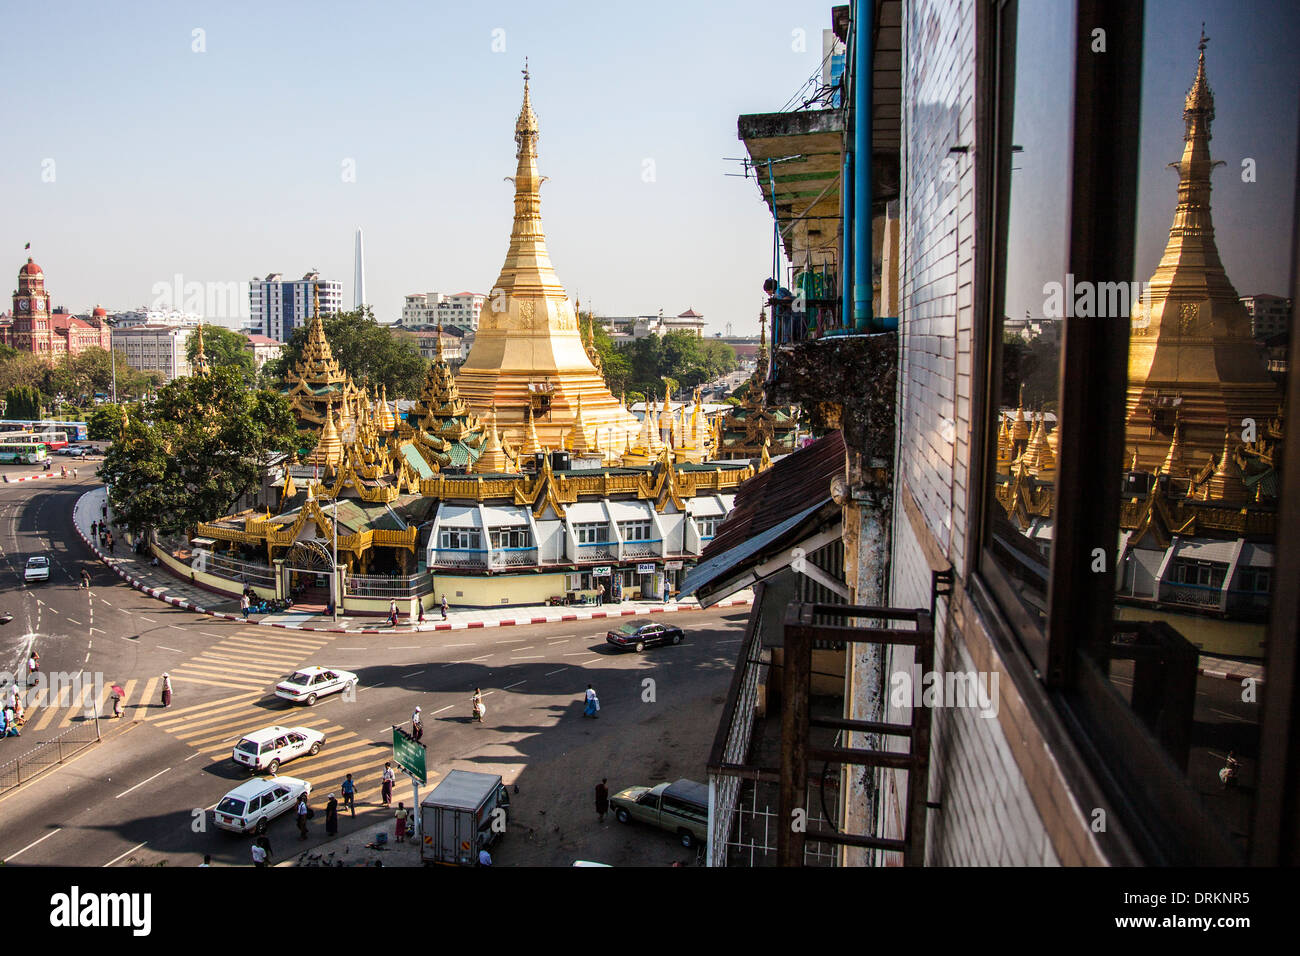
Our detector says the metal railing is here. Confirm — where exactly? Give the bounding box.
[709,600,767,867]
[201,551,276,588]
[574,542,616,562]
[495,547,538,567]
[344,571,434,598]
[0,719,102,795]
[430,549,488,570]
[623,540,663,560]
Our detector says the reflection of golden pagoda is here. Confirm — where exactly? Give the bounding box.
[284,286,363,428]
[1125,34,1282,470]
[454,69,642,452]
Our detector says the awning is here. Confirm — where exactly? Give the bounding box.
[481,504,531,527]
[606,499,653,521]
[686,495,729,518]
[436,504,479,528]
[565,501,608,523]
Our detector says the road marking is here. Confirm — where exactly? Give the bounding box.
[496,638,527,644]
[139,616,157,623]
[442,643,474,647]
[391,646,419,650]
[503,680,526,690]
[403,670,425,677]
[89,627,105,635]
[102,841,148,867]
[431,704,453,715]
[1210,708,1251,723]
[581,658,600,665]
[100,600,112,607]
[185,752,203,761]
[168,625,186,631]
[4,828,63,863]
[116,768,170,799]
[511,655,542,659]
[545,668,566,676]
[66,618,81,626]
[158,645,183,653]
[562,652,591,656]
[200,631,227,638]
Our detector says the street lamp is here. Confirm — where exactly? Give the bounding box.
[332,495,339,623]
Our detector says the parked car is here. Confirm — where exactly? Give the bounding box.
[213,775,311,835]
[232,725,325,773]
[609,778,708,847]
[55,445,88,457]
[274,666,357,705]
[24,557,50,583]
[606,621,684,653]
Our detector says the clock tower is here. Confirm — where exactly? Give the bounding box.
[12,257,52,353]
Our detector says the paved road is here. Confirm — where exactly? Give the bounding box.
[0,466,747,867]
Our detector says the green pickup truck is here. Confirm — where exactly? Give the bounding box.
[609,778,708,848]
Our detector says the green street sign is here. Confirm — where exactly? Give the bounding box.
[393,726,427,784]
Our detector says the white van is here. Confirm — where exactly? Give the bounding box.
[232,725,325,774]
[214,776,312,835]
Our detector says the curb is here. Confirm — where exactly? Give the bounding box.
[1197,666,1263,684]
[73,489,753,634]
[4,472,63,484]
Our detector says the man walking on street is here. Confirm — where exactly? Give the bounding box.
[296,793,310,840]
[411,706,423,743]
[325,793,339,836]
[441,595,448,620]
[241,593,250,620]
[381,762,395,807]
[597,583,606,606]
[584,683,600,718]
[341,773,357,816]
[595,778,609,823]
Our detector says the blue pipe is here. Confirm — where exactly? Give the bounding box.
[841,150,853,332]
[852,0,873,331]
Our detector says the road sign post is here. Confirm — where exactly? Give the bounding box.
[393,725,427,837]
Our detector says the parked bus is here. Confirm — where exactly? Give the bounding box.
[0,442,49,465]
[0,420,89,442]
[0,430,68,450]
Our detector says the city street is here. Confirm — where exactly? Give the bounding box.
[0,466,746,866]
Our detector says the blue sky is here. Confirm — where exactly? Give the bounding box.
[1,0,834,332]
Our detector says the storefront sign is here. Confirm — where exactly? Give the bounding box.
[637,563,656,574]
[665,560,684,570]
[593,566,612,576]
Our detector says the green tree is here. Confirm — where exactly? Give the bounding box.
[187,325,257,384]
[87,402,127,441]
[4,385,42,419]
[98,367,299,537]
[0,353,50,396]
[268,307,427,398]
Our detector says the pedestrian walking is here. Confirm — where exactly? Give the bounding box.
[160,673,173,708]
[72,467,77,479]
[341,773,357,816]
[80,569,91,589]
[101,502,107,520]
[251,842,267,867]
[395,802,409,843]
[240,593,250,620]
[325,794,339,836]
[296,794,310,840]
[111,684,124,718]
[389,599,398,627]
[417,602,426,624]
[411,706,423,743]
[478,847,493,867]
[441,595,448,620]
[26,651,39,684]
[595,778,610,823]
[381,762,395,807]
[90,520,98,538]
[471,687,485,723]
[583,683,600,718]
[597,583,606,606]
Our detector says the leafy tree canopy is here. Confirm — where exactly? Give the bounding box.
[263,307,427,399]
[87,402,127,441]
[187,325,257,384]
[4,385,43,419]
[98,366,299,537]
[582,315,737,401]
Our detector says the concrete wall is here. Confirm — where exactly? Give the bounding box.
[433,572,567,608]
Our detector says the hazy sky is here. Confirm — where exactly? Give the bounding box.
[1,0,834,333]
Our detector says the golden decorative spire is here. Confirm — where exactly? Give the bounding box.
[192,324,210,377]
[1161,423,1188,477]
[1202,428,1248,503]
[523,404,545,455]
[572,393,592,455]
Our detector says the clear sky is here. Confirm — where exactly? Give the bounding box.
[0,0,836,333]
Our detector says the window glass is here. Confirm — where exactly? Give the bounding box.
[1106,6,1298,855]
[984,0,1073,641]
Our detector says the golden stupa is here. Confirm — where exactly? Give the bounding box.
[1125,33,1282,470]
[455,67,642,452]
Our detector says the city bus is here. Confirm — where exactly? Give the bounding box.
[0,430,68,451]
[0,442,49,465]
[0,419,89,442]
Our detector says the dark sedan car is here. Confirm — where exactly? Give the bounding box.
[606,621,684,653]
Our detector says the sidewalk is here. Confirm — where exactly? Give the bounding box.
[74,487,753,635]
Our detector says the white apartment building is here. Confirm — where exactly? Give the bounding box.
[250,271,343,342]
[400,292,486,332]
[1240,294,1293,340]
[110,325,195,381]
[599,308,708,345]
[111,308,201,328]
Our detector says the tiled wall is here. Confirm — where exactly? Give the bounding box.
[884,0,1060,866]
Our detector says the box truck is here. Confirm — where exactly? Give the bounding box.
[420,770,511,866]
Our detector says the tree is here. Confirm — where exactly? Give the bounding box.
[0,353,50,396]
[87,403,127,441]
[4,385,42,419]
[98,367,299,538]
[268,307,427,398]
[581,317,738,401]
[187,325,256,384]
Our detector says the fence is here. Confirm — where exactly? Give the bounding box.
[200,551,277,589]
[0,719,102,795]
[344,571,434,599]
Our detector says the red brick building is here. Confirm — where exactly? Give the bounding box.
[1,257,111,358]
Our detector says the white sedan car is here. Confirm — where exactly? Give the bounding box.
[274,666,357,706]
[24,557,50,583]
[214,776,312,835]
[232,725,326,774]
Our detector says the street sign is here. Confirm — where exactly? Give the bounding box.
[392,726,427,784]
[665,560,684,570]
[593,566,611,576]
[637,563,656,574]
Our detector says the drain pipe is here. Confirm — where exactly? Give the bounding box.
[841,150,854,333]
[852,0,873,332]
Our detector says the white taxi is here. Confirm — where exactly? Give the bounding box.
[24,556,50,583]
[274,666,357,706]
[232,725,325,774]
[213,776,311,835]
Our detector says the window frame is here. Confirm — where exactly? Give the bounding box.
[969,0,1300,864]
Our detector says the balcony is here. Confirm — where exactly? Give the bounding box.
[492,547,538,568]
[622,539,662,560]
[431,549,487,570]
[573,542,616,563]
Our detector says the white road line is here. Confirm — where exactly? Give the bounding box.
[431,705,453,715]
[441,662,463,668]
[89,627,105,634]
[185,752,203,761]
[116,768,170,799]
[503,680,527,690]
[562,652,590,656]
[545,668,566,676]
[168,625,185,631]
[139,617,157,623]
[442,643,474,647]
[4,828,63,863]
[403,671,425,677]
[511,655,542,659]
[391,646,419,650]
[100,600,112,607]
[581,658,600,665]
[496,639,526,644]
[66,618,81,626]
[201,632,226,638]
[158,645,183,653]
[103,841,148,867]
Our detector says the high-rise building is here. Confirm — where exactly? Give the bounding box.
[354,228,366,309]
[249,271,342,342]
[1240,293,1292,341]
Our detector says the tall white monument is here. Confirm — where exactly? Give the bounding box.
[353,227,366,310]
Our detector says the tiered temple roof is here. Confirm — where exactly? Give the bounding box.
[284,286,363,429]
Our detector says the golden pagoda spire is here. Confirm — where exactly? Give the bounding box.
[193,324,210,377]
[1202,428,1249,503]
[523,404,545,455]
[1161,423,1188,477]
[475,403,513,473]
[572,393,592,455]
